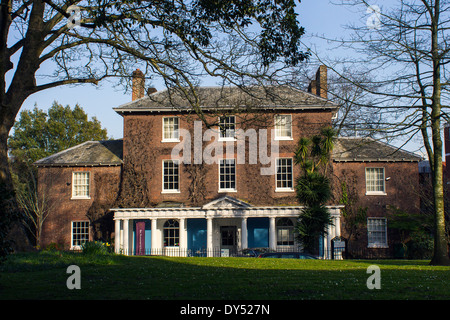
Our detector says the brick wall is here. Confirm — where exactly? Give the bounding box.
[120,110,333,207]
[38,165,121,249]
[331,160,420,256]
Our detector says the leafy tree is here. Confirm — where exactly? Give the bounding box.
[8,102,108,247]
[294,127,336,254]
[9,101,108,168]
[0,0,308,260]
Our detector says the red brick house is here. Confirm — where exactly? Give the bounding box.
[331,137,422,258]
[35,66,422,258]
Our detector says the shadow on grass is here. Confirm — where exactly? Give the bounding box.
[1,252,449,300]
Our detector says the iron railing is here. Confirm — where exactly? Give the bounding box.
[117,246,350,259]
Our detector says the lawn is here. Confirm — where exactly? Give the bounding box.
[0,251,449,300]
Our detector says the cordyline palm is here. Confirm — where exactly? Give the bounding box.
[295,171,333,253]
[295,127,336,173]
[294,127,336,254]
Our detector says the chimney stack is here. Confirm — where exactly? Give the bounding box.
[132,69,145,101]
[307,65,327,99]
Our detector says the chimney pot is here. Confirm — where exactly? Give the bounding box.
[147,87,157,95]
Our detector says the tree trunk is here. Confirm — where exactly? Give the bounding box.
[429,1,450,266]
[429,109,450,266]
[0,112,18,258]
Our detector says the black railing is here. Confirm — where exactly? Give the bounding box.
[118,246,350,259]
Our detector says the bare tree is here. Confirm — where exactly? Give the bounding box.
[15,169,54,248]
[313,0,450,265]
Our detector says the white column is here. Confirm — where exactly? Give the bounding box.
[114,218,121,254]
[325,223,332,259]
[123,219,132,256]
[179,218,187,256]
[334,214,341,238]
[269,217,276,250]
[151,218,157,255]
[241,217,248,249]
[207,217,213,257]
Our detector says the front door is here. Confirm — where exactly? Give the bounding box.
[221,226,237,255]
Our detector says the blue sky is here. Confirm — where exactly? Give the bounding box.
[16,2,381,141]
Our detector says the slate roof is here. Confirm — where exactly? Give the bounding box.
[114,85,338,114]
[34,140,123,167]
[332,137,422,162]
[34,137,422,167]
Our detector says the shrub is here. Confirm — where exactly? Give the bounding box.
[81,241,112,256]
[406,231,434,259]
[43,242,63,252]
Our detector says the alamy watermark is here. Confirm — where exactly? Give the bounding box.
[66,5,81,29]
[66,265,81,290]
[170,121,279,176]
[366,4,381,30]
[366,265,381,289]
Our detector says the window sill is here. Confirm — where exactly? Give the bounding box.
[218,137,237,142]
[365,192,387,196]
[218,189,237,193]
[367,244,389,249]
[71,196,91,200]
[161,139,180,143]
[275,188,295,193]
[161,190,180,194]
[274,137,293,141]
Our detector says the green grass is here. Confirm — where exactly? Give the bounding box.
[0,251,449,300]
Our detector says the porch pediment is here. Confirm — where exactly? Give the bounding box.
[202,196,252,210]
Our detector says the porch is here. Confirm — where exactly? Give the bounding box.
[111,196,343,259]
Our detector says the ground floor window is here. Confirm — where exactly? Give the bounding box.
[72,221,89,249]
[277,218,294,246]
[164,219,180,247]
[367,218,388,248]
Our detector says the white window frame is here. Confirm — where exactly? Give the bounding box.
[162,160,180,193]
[219,159,237,192]
[71,221,90,250]
[162,117,180,142]
[365,167,386,195]
[274,114,293,140]
[367,218,388,248]
[163,219,180,247]
[275,158,294,192]
[71,171,90,199]
[218,115,236,141]
[277,218,295,246]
